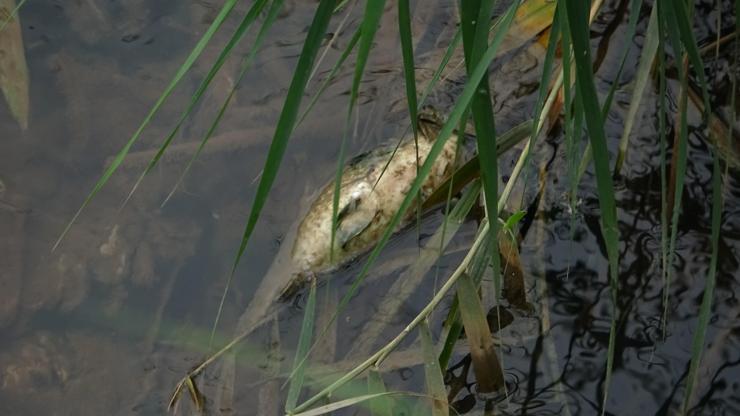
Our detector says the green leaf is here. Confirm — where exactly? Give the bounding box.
[503,210,526,232]
[459,0,512,303]
[367,369,393,416]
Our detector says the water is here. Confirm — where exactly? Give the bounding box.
[0,0,738,415]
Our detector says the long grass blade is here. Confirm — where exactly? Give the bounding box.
[528,3,560,160]
[397,0,424,244]
[398,0,418,138]
[297,27,361,127]
[600,0,644,120]
[285,278,318,412]
[460,0,504,303]
[418,27,462,107]
[53,0,241,251]
[329,0,386,263]
[657,16,670,340]
[163,0,282,207]
[666,0,711,114]
[221,0,336,334]
[681,136,723,414]
[659,0,690,337]
[128,0,271,207]
[613,4,657,175]
[203,0,288,347]
[562,1,620,413]
[576,0,643,181]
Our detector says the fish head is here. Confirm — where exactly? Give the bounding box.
[291,178,380,274]
[417,105,445,142]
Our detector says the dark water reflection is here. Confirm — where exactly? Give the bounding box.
[0,0,738,415]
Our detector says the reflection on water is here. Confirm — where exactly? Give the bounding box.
[0,1,738,415]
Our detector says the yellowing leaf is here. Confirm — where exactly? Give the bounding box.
[0,0,30,130]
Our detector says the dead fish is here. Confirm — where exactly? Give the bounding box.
[181,109,485,411]
[227,107,471,353]
[285,107,472,294]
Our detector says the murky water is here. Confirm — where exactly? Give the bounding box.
[0,0,738,415]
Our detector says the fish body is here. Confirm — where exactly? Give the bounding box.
[287,108,471,292]
[228,109,470,353]
[214,109,472,409]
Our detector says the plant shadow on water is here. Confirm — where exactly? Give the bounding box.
[0,0,738,415]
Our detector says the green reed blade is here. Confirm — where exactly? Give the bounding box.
[398,0,418,138]
[681,133,723,415]
[667,0,711,117]
[659,0,690,337]
[460,0,504,299]
[576,0,643,181]
[418,27,462,107]
[164,0,282,206]
[297,27,361,127]
[329,0,387,263]
[230,0,336,288]
[53,0,240,251]
[601,0,643,120]
[397,0,425,246]
[200,0,286,346]
[614,4,657,176]
[286,278,317,412]
[657,21,669,340]
[528,3,560,157]
[124,0,270,207]
[562,1,620,414]
[683,5,732,408]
